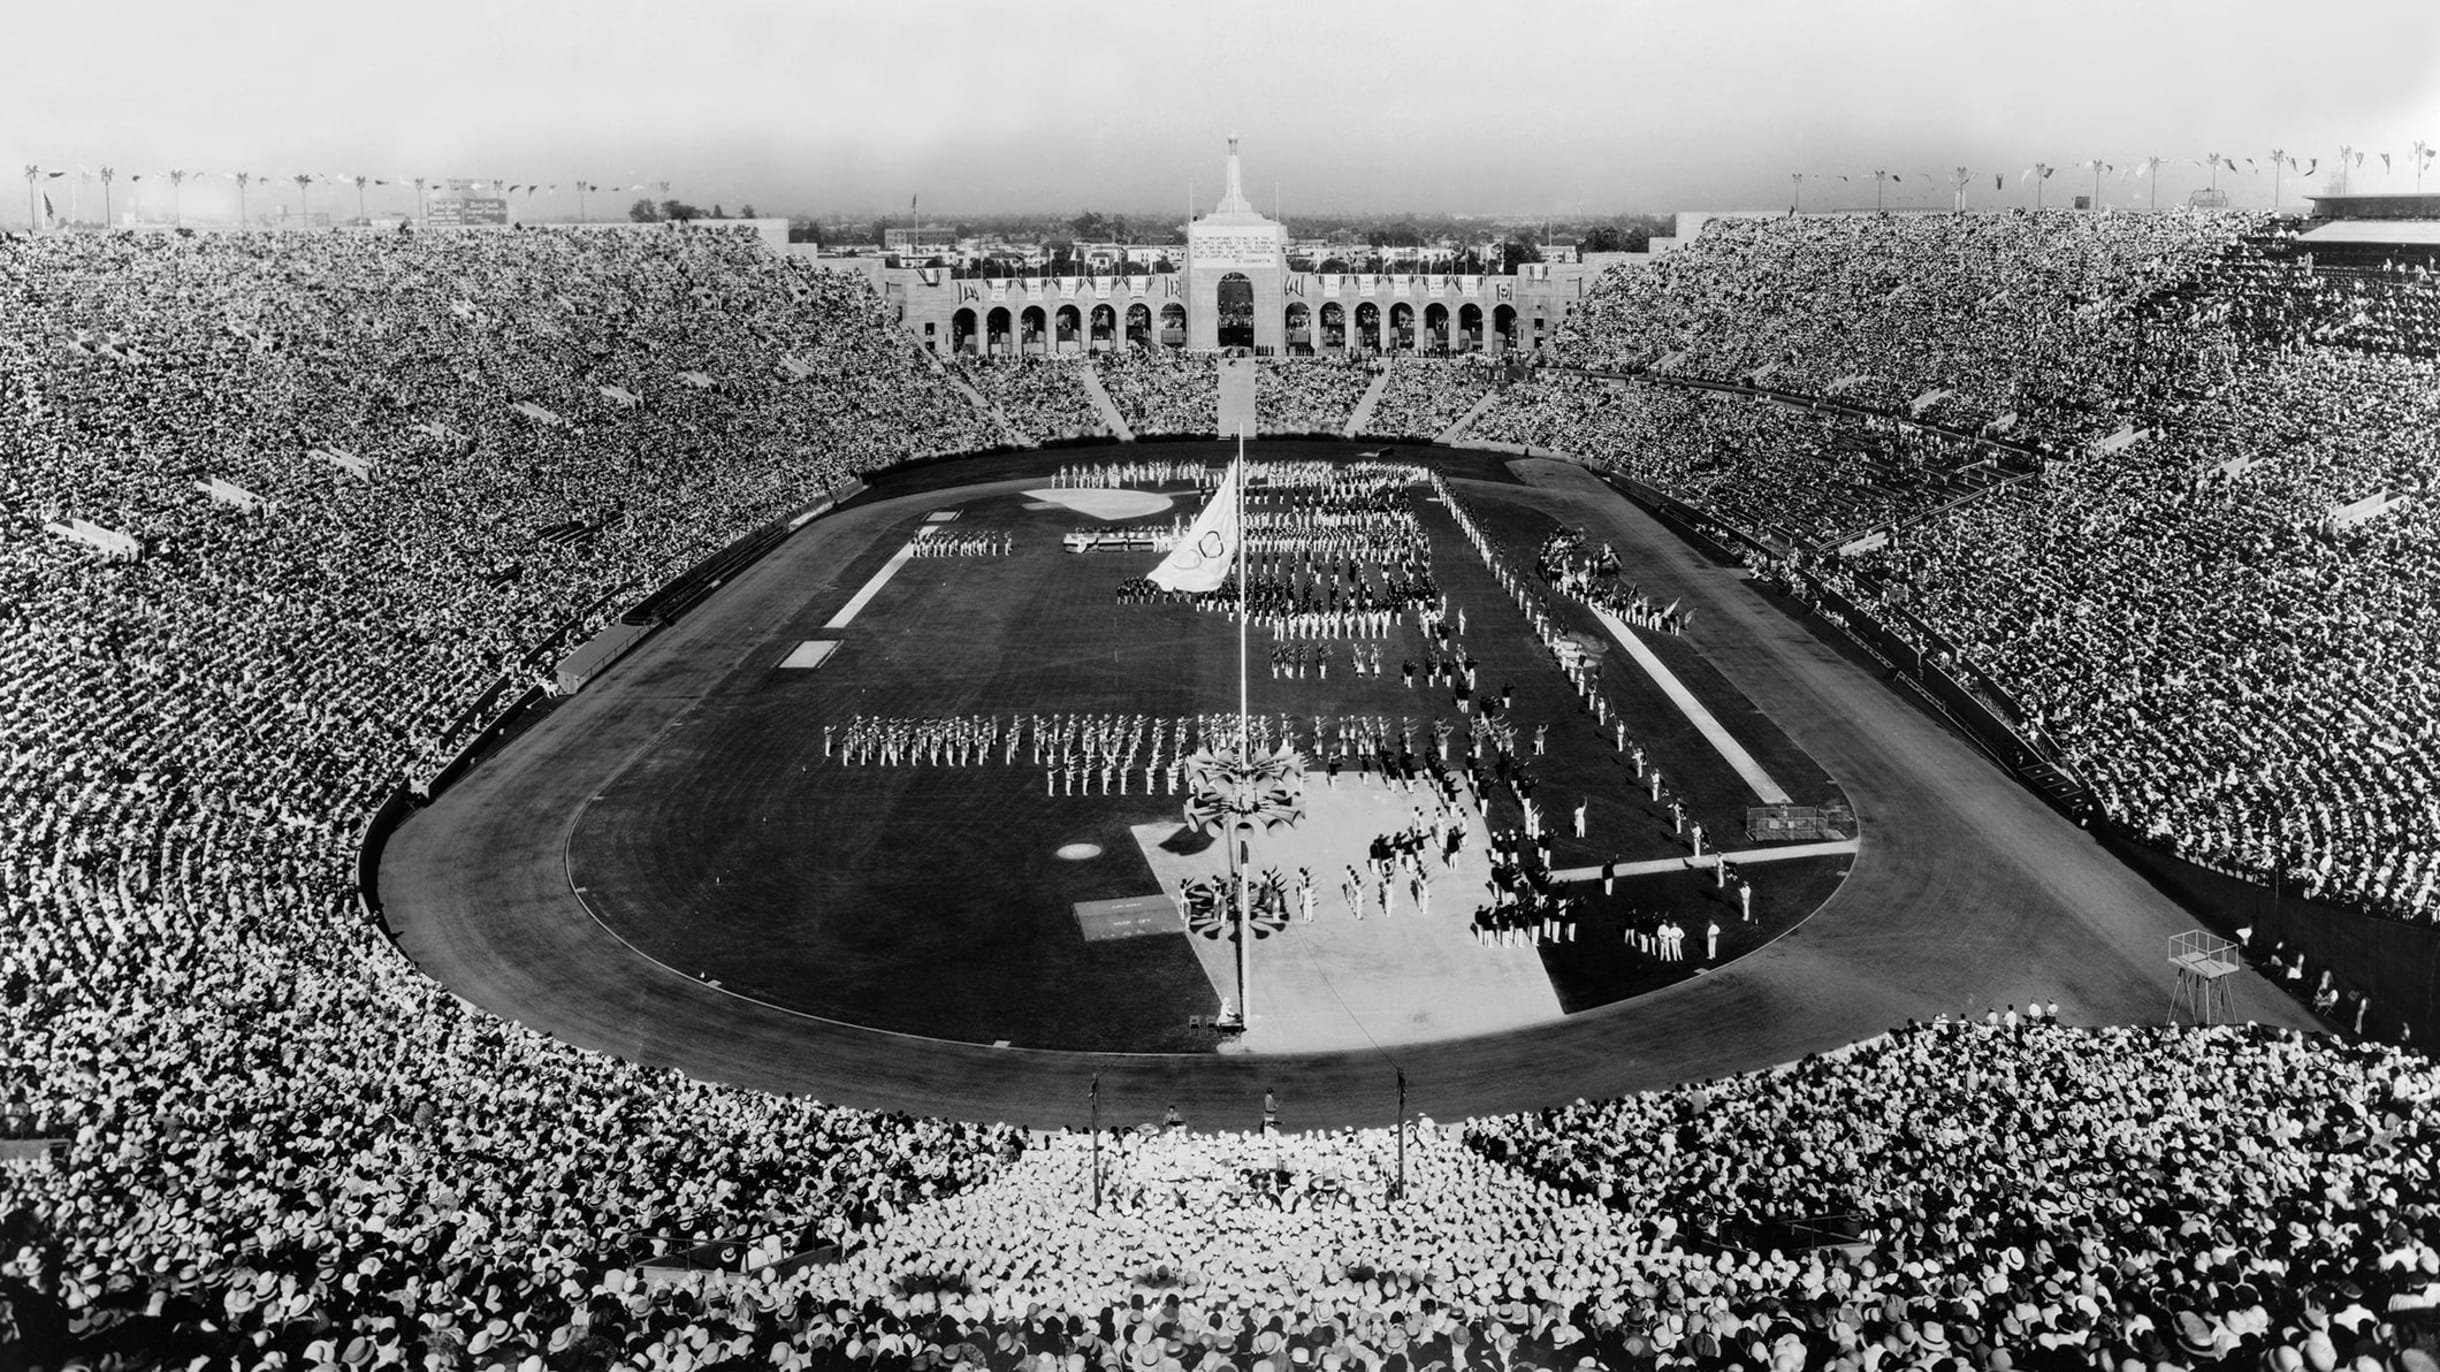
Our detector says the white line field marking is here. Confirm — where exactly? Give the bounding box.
[823,539,922,629]
[1549,838,1858,884]
[1593,607,1793,804]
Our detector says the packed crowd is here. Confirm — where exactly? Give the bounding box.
[1823,264,2440,922]
[20,1021,2403,1372]
[1545,209,2268,450]
[1097,349,1224,437]
[1467,377,2007,551]
[1250,359,1374,436]
[956,357,1113,445]
[1361,358,1500,442]
[0,224,1020,1369]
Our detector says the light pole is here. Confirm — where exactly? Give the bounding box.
[233,172,253,227]
[2082,159,2110,210]
[2030,163,2053,210]
[1088,1074,1102,1212]
[23,164,40,232]
[2138,155,2164,211]
[1871,170,1898,213]
[99,166,114,228]
[2268,150,2288,212]
[292,173,314,226]
[168,169,188,228]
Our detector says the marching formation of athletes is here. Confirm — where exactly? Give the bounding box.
[1537,526,1692,636]
[1051,458,1204,489]
[910,530,1015,557]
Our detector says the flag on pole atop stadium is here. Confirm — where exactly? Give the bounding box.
[1146,456,1243,593]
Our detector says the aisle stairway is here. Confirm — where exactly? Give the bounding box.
[1075,364,1136,442]
[1438,392,1498,445]
[1342,367,1392,438]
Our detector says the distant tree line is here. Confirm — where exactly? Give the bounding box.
[630,199,760,223]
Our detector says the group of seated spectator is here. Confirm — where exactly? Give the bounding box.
[1095,349,1223,438]
[25,1011,2431,1372]
[1362,359,1498,443]
[0,223,1018,1368]
[954,357,1114,445]
[1547,209,2268,451]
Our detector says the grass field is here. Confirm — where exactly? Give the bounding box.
[568,442,1851,1052]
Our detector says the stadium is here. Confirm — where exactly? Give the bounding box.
[9,7,2440,1371]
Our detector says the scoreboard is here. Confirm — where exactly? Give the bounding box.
[428,196,508,226]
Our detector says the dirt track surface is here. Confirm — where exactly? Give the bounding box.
[379,447,2315,1133]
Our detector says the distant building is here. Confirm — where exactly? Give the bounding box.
[884,223,959,254]
[879,140,1605,358]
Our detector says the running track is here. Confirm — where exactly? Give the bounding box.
[379,451,2316,1133]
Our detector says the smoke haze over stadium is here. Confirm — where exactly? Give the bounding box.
[9,0,2440,219]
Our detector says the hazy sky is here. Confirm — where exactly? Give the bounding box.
[10,0,2440,226]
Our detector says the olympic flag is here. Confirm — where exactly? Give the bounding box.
[1147,456,1242,593]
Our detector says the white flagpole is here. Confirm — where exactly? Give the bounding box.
[1237,426,1248,764]
[1234,424,1251,1026]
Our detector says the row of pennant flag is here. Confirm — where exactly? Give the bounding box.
[21,165,670,196]
[1790,145,2436,191]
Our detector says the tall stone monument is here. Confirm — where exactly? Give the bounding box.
[1186,137,1287,353]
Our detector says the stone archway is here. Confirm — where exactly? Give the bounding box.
[1020,306,1049,354]
[1354,301,1381,353]
[1126,303,1153,347]
[1319,301,1346,351]
[1423,303,1450,353]
[1054,304,1082,353]
[1284,302,1312,355]
[952,307,979,354]
[1158,302,1187,348]
[1216,272,1255,350]
[1458,303,1483,353]
[987,307,1013,356]
[1090,304,1117,351]
[1493,303,1518,353]
[1389,302,1415,352]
